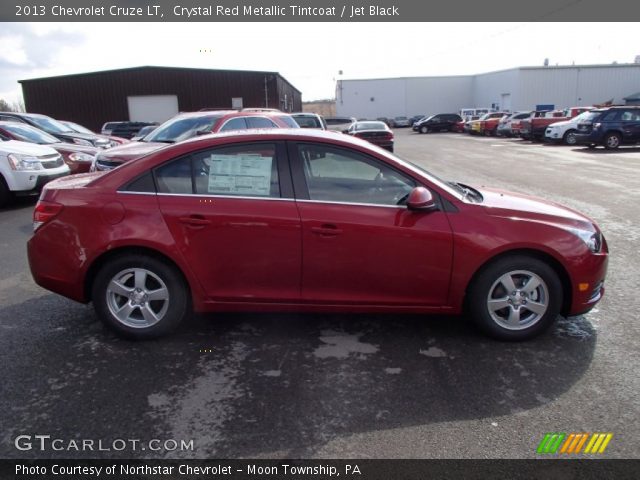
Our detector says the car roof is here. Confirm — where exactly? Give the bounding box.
[179,127,364,147]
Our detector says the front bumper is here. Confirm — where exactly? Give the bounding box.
[5,167,70,194]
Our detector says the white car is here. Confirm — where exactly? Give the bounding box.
[544,111,593,145]
[0,139,70,207]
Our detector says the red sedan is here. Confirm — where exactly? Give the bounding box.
[28,129,607,341]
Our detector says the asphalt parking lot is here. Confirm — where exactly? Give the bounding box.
[1,129,639,459]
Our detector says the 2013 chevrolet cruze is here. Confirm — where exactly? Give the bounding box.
[28,129,608,340]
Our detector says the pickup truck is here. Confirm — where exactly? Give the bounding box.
[522,107,591,141]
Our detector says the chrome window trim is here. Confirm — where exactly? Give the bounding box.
[296,199,405,210]
[156,192,294,202]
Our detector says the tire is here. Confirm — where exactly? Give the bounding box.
[468,255,562,341]
[603,132,621,150]
[0,175,10,209]
[92,254,188,339]
[563,129,578,145]
[420,125,429,134]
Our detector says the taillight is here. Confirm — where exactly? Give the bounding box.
[33,200,64,232]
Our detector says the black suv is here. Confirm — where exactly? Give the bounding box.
[413,113,462,133]
[573,106,640,150]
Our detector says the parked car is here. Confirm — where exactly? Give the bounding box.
[479,112,509,136]
[519,111,555,140]
[28,129,608,341]
[391,116,410,128]
[525,107,591,142]
[346,120,394,151]
[92,110,299,171]
[60,120,129,147]
[0,137,69,207]
[291,113,327,130]
[376,117,392,127]
[573,106,640,149]
[325,116,356,133]
[0,112,111,149]
[414,114,463,134]
[0,121,98,174]
[468,112,506,135]
[101,121,158,139]
[463,116,480,134]
[130,125,158,141]
[544,110,595,145]
[497,112,531,137]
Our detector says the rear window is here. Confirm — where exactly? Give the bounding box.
[293,116,322,128]
[326,118,353,125]
[356,121,386,130]
[276,115,300,129]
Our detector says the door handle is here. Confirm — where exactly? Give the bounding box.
[179,215,211,227]
[311,224,342,236]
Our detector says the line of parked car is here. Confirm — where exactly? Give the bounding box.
[409,105,640,150]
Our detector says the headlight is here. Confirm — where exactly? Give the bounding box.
[72,138,93,146]
[569,228,603,253]
[7,153,43,171]
[68,152,95,163]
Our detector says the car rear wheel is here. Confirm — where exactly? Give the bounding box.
[92,254,188,339]
[603,132,621,150]
[563,129,578,145]
[468,256,562,341]
[420,125,429,134]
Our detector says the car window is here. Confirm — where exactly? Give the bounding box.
[293,116,322,128]
[219,117,248,132]
[602,111,619,122]
[297,143,415,206]
[155,143,280,198]
[1,123,59,144]
[246,117,278,129]
[276,115,300,128]
[620,110,640,121]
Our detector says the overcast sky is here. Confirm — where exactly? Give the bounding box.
[1,22,639,104]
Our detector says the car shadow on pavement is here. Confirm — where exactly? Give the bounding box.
[572,146,640,154]
[0,295,596,459]
[0,195,37,212]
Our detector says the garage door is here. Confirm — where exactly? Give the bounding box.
[127,95,179,123]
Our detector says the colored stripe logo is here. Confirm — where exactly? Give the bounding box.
[537,433,613,454]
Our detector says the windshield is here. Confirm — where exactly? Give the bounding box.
[356,121,386,130]
[2,123,58,144]
[145,115,221,143]
[580,111,602,122]
[28,115,75,134]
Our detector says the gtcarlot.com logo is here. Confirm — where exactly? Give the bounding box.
[537,432,613,455]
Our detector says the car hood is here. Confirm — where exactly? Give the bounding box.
[478,187,596,231]
[97,141,164,163]
[1,140,60,156]
[547,120,573,128]
[50,143,99,155]
[56,132,110,145]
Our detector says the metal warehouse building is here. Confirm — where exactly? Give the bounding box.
[19,66,302,131]
[336,63,640,119]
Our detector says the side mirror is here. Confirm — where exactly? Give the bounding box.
[407,187,438,212]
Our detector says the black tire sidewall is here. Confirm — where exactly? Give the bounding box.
[92,254,188,339]
[468,256,563,341]
[0,175,10,208]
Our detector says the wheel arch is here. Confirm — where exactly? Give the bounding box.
[84,246,194,305]
[464,248,573,316]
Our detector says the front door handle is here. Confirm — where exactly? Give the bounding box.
[179,215,211,227]
[311,224,342,237]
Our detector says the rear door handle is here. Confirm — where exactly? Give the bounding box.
[311,224,342,236]
[179,215,211,227]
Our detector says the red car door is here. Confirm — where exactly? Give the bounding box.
[290,142,454,307]
[155,142,302,303]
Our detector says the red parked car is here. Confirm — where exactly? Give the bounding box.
[28,129,608,341]
[346,120,394,152]
[0,121,98,174]
[92,110,299,171]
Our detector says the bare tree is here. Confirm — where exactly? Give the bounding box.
[0,98,25,112]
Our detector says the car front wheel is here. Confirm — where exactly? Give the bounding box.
[420,125,429,134]
[468,256,562,341]
[563,129,578,145]
[92,254,188,339]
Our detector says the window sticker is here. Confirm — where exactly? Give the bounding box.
[205,154,273,195]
